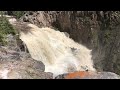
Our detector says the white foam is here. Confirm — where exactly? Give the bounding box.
[19,24,96,77]
[0,69,9,79]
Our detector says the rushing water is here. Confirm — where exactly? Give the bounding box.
[18,23,96,77]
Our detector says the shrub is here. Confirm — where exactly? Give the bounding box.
[0,15,16,45]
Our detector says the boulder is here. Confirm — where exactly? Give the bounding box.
[55,71,120,79]
[0,47,53,79]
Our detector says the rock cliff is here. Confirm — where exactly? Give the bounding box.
[19,11,120,75]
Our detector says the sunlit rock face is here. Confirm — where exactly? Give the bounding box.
[0,47,53,79]
[18,23,96,77]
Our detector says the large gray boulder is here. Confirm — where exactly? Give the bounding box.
[0,47,53,79]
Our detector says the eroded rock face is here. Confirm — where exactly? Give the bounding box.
[20,11,120,75]
[4,12,120,79]
[55,71,120,79]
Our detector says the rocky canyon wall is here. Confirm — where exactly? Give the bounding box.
[19,11,120,75]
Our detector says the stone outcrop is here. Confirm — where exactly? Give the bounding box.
[0,46,53,79]
[55,71,120,79]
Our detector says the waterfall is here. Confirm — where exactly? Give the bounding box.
[19,23,96,77]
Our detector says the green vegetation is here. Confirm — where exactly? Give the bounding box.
[0,14,16,45]
[12,11,25,19]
